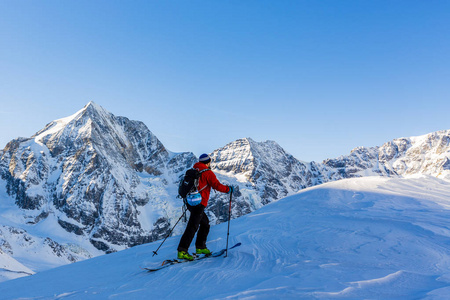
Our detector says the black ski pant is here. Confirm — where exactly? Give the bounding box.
[177,204,210,252]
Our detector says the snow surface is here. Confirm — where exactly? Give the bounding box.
[1,175,450,299]
[0,251,34,282]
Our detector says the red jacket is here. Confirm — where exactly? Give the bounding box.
[194,162,230,207]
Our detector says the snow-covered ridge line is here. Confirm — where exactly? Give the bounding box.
[321,129,450,180]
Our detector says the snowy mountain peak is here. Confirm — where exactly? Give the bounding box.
[212,137,301,179]
[210,137,287,181]
[211,138,255,178]
[0,102,196,256]
[211,137,313,204]
[76,101,108,118]
[84,100,103,111]
[31,101,113,148]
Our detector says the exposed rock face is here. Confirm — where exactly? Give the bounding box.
[211,138,312,204]
[0,102,196,253]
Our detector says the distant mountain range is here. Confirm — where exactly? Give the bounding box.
[1,102,449,279]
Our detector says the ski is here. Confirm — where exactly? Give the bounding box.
[143,242,241,272]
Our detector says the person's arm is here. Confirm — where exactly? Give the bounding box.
[206,171,230,193]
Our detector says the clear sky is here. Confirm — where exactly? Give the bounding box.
[0,1,449,162]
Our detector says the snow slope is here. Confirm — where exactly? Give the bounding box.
[1,175,450,299]
[0,251,34,282]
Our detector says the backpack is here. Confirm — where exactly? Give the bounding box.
[178,168,210,206]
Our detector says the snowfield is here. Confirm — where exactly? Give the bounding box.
[1,175,450,299]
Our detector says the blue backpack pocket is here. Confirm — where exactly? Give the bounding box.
[186,192,202,206]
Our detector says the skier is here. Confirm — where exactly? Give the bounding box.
[177,153,233,261]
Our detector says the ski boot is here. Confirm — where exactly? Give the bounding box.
[177,251,194,261]
[196,248,212,256]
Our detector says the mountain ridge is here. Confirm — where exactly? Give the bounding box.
[1,102,450,281]
[322,129,450,180]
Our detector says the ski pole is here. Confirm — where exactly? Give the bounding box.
[225,189,232,258]
[153,207,186,257]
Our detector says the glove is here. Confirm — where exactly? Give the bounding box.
[227,185,234,194]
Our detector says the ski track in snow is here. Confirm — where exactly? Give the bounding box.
[1,176,450,299]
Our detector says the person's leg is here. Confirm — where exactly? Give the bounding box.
[177,205,205,252]
[195,211,210,249]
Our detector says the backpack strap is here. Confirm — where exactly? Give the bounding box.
[197,168,211,192]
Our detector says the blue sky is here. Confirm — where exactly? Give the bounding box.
[0,1,449,162]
